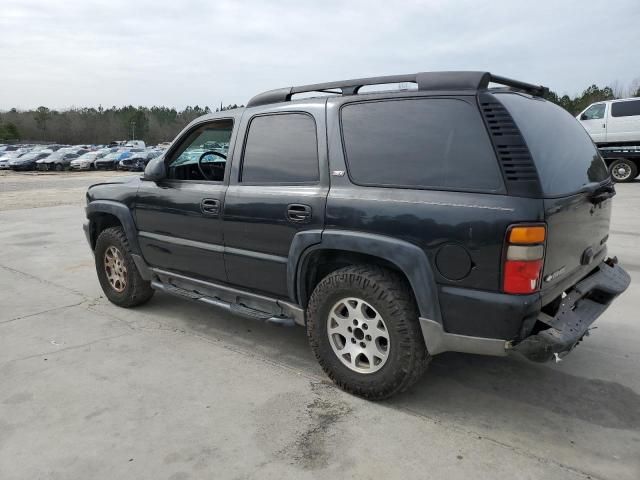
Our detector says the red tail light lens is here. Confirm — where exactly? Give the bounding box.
[503,225,546,294]
[503,259,543,294]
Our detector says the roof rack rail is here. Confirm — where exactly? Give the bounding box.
[246,71,549,107]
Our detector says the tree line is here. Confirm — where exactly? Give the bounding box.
[0,104,242,144]
[1,78,639,144]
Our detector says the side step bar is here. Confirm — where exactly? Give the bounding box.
[150,271,304,327]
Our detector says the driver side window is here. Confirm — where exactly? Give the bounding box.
[582,104,605,120]
[166,119,233,181]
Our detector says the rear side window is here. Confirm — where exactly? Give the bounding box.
[497,93,609,196]
[241,113,319,184]
[611,100,640,117]
[340,98,504,192]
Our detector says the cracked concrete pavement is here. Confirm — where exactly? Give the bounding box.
[0,172,639,479]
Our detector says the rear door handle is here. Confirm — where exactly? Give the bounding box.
[287,204,312,223]
[200,198,220,216]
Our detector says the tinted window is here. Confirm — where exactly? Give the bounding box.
[582,104,605,120]
[241,114,318,183]
[497,93,608,196]
[611,100,640,117]
[340,98,503,191]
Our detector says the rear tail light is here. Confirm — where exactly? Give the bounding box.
[503,225,546,294]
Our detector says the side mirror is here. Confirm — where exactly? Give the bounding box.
[580,113,588,121]
[143,156,166,182]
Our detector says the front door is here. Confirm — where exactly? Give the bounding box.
[222,105,329,298]
[579,103,607,143]
[134,118,236,283]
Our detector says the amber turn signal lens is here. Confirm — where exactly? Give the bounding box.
[508,226,546,244]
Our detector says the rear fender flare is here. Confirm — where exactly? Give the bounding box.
[290,230,441,323]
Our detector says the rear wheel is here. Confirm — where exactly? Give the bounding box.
[609,159,637,182]
[95,226,154,307]
[54,163,63,172]
[306,265,430,400]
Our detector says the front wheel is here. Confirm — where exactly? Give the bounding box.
[609,159,638,183]
[95,226,154,307]
[306,265,430,400]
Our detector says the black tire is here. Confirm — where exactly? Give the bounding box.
[306,265,430,400]
[94,226,154,307]
[609,159,638,183]
[54,163,63,172]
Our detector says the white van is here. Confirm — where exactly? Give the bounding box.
[577,98,640,145]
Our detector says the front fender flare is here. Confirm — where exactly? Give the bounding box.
[86,200,141,254]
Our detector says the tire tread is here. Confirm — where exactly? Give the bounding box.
[307,264,430,400]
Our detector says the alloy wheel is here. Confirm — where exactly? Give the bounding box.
[103,245,127,292]
[327,297,390,374]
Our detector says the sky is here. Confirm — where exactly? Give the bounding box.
[1,0,639,110]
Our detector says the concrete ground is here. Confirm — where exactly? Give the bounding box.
[1,171,639,480]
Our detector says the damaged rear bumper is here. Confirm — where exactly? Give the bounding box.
[513,259,630,362]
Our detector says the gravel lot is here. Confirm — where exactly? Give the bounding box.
[1,172,639,479]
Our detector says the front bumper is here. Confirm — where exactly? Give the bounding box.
[513,259,630,362]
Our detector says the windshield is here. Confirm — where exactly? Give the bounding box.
[496,93,609,196]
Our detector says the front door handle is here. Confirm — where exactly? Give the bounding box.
[287,204,312,223]
[201,198,220,216]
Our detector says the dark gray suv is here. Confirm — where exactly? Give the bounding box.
[83,71,630,399]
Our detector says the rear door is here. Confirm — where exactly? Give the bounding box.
[606,99,640,143]
[497,93,612,297]
[222,101,328,298]
[578,103,607,143]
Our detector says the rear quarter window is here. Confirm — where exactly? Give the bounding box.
[340,98,504,192]
[497,93,609,196]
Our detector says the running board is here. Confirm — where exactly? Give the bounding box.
[150,277,299,327]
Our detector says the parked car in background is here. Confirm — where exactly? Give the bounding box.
[0,145,21,153]
[0,154,13,169]
[577,98,640,145]
[118,150,163,171]
[37,150,85,171]
[95,149,139,170]
[0,150,24,169]
[124,140,146,149]
[70,151,108,170]
[94,151,121,170]
[9,151,51,171]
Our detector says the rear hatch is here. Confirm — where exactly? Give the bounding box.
[496,92,613,300]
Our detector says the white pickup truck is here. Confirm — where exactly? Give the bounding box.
[577,98,640,182]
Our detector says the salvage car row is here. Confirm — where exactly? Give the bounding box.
[0,142,168,172]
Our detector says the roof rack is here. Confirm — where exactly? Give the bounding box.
[246,71,549,108]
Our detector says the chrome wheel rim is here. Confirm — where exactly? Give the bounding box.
[327,297,390,374]
[612,163,631,181]
[104,246,127,292]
